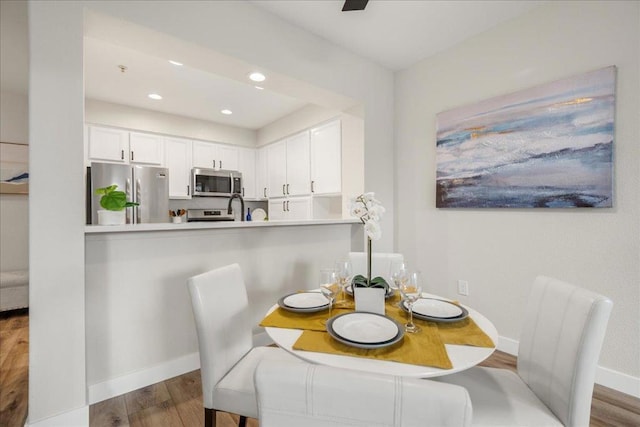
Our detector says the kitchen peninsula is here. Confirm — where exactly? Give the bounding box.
[84,218,362,403]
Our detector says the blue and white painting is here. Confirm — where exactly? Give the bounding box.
[436,66,615,208]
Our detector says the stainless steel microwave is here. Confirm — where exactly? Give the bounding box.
[191,168,242,197]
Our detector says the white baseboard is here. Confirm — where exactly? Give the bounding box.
[497,335,640,398]
[25,405,89,427]
[87,352,200,404]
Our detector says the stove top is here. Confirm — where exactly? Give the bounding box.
[187,209,235,222]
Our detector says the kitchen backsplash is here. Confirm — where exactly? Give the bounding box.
[168,198,268,222]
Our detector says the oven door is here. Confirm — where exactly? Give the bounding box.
[192,169,232,197]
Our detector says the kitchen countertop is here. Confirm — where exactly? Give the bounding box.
[85,218,360,234]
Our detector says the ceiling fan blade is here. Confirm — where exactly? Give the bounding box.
[342,0,369,12]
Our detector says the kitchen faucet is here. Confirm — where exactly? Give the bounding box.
[227,193,245,221]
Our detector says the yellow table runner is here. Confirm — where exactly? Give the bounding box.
[259,293,494,370]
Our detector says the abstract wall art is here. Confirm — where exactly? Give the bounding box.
[436,66,615,208]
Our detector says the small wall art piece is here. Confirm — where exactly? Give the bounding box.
[436,66,615,208]
[0,142,29,194]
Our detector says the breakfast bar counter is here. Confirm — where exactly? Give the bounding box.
[84,219,363,404]
[85,218,359,234]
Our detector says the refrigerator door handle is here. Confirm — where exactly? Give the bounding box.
[126,178,132,224]
[136,178,142,223]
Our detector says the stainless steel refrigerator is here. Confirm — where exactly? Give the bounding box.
[89,162,169,224]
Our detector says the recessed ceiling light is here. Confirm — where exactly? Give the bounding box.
[221,109,233,115]
[254,86,264,90]
[148,93,163,100]
[168,60,183,66]
[249,72,266,82]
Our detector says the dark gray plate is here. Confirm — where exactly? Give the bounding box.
[277,292,329,313]
[401,298,469,323]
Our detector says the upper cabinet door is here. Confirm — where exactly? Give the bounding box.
[310,120,341,195]
[286,130,311,196]
[192,141,216,169]
[88,126,128,163]
[164,137,192,199]
[129,132,164,165]
[192,141,238,170]
[237,147,256,199]
[217,144,239,171]
[266,140,287,198]
[256,146,268,199]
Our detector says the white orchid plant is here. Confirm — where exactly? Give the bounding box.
[350,192,385,241]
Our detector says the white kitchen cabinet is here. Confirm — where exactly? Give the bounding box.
[256,146,268,199]
[87,126,129,163]
[266,131,311,198]
[164,137,192,199]
[193,141,238,171]
[238,147,256,199]
[286,131,311,196]
[268,196,311,221]
[129,132,164,165]
[266,140,288,197]
[310,120,341,195]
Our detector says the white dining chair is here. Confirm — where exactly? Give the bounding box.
[435,275,613,427]
[188,263,298,427]
[255,359,473,427]
[348,251,404,282]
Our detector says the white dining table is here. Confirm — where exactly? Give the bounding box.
[264,292,499,378]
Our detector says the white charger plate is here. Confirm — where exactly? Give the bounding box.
[331,312,398,343]
[278,292,329,313]
[327,313,404,349]
[401,298,469,323]
[412,298,463,318]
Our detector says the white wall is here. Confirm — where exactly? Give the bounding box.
[86,98,256,147]
[0,90,29,272]
[28,1,87,424]
[395,0,639,392]
[28,0,394,422]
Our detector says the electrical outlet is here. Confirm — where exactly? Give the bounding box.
[457,280,469,296]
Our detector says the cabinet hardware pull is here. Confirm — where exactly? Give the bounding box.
[282,201,286,211]
[286,184,290,195]
[131,151,134,161]
[264,188,267,198]
[311,180,314,193]
[286,201,290,211]
[121,150,124,160]
[242,187,245,197]
[282,184,286,195]
[187,185,190,196]
[220,161,222,169]
[213,160,216,169]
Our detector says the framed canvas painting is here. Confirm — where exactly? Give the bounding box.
[436,66,615,208]
[0,142,29,194]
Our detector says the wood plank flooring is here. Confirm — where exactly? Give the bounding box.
[1,311,638,426]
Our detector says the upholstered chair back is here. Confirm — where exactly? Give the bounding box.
[188,263,253,409]
[517,275,613,426]
[348,252,404,282]
[255,359,473,427]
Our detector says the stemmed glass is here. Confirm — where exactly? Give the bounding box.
[399,271,423,333]
[319,269,339,324]
[334,260,352,307]
[389,260,409,307]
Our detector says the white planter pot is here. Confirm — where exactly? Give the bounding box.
[97,209,126,225]
[354,287,386,315]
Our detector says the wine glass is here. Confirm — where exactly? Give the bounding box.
[399,271,423,333]
[319,269,339,324]
[334,260,352,306]
[389,260,409,306]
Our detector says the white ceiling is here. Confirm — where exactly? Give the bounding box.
[250,0,545,71]
[1,0,545,130]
